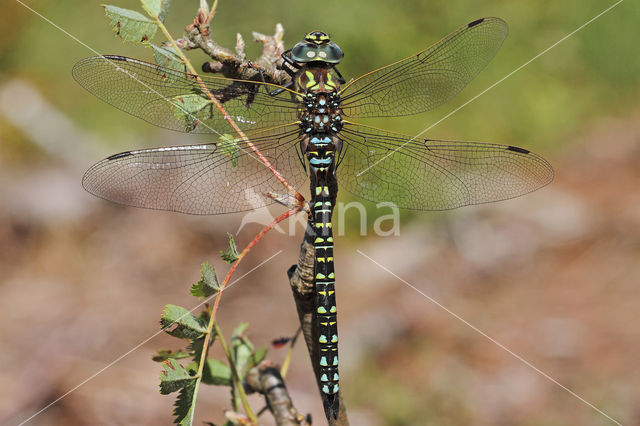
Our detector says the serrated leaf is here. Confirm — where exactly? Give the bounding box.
[220,233,239,264]
[173,379,196,425]
[202,358,232,386]
[140,0,158,17]
[171,93,212,132]
[140,0,171,20]
[159,358,195,394]
[103,5,158,43]
[161,304,207,339]
[219,134,240,169]
[153,349,191,362]
[187,336,204,361]
[190,262,220,299]
[148,42,185,83]
[158,0,171,21]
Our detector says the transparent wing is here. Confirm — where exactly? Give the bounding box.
[337,123,553,210]
[73,55,300,134]
[82,126,309,215]
[339,18,508,118]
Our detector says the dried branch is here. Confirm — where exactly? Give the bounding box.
[288,234,350,425]
[245,360,311,425]
[182,22,290,85]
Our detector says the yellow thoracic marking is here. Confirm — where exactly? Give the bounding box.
[315,186,322,195]
[317,257,325,262]
[317,306,327,314]
[329,321,336,326]
[328,290,335,296]
[314,201,323,207]
[309,151,319,155]
[330,306,337,313]
[325,72,336,89]
[322,186,329,195]
[318,290,326,296]
[314,237,324,243]
[327,237,334,243]
[326,222,332,228]
[305,71,317,88]
[327,257,334,262]
[328,272,335,279]
[316,273,326,279]
[315,223,324,228]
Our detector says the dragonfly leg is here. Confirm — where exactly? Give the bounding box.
[332,66,346,84]
[280,50,301,78]
[247,60,294,96]
[267,80,294,96]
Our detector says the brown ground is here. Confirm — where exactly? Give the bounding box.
[2,111,640,425]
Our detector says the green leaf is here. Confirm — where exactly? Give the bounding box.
[170,93,212,132]
[173,379,196,425]
[161,304,207,339]
[190,262,220,299]
[231,323,253,378]
[202,358,232,386]
[219,134,240,169]
[140,0,171,20]
[232,322,249,338]
[251,346,267,367]
[159,358,195,394]
[152,349,191,362]
[147,42,185,82]
[220,233,239,264]
[103,5,158,43]
[158,0,171,21]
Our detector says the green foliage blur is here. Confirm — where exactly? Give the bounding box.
[1,2,637,423]
[3,0,637,236]
[3,0,637,147]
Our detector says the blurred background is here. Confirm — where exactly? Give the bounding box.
[1,0,639,424]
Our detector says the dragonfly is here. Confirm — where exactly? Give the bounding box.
[73,17,553,421]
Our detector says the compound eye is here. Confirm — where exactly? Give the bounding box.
[306,51,316,58]
[319,51,327,59]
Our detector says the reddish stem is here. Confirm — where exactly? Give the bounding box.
[209,206,302,334]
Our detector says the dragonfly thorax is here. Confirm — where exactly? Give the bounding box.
[299,92,343,134]
[297,67,343,135]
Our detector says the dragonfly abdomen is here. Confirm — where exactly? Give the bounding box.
[297,62,345,420]
[308,136,340,419]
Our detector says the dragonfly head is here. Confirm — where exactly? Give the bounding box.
[291,31,343,64]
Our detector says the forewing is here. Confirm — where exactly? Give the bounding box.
[73,55,300,134]
[82,126,308,215]
[340,18,508,118]
[337,123,553,210]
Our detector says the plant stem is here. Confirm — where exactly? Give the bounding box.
[206,0,219,24]
[280,327,302,379]
[213,322,255,418]
[193,207,301,423]
[154,18,304,203]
